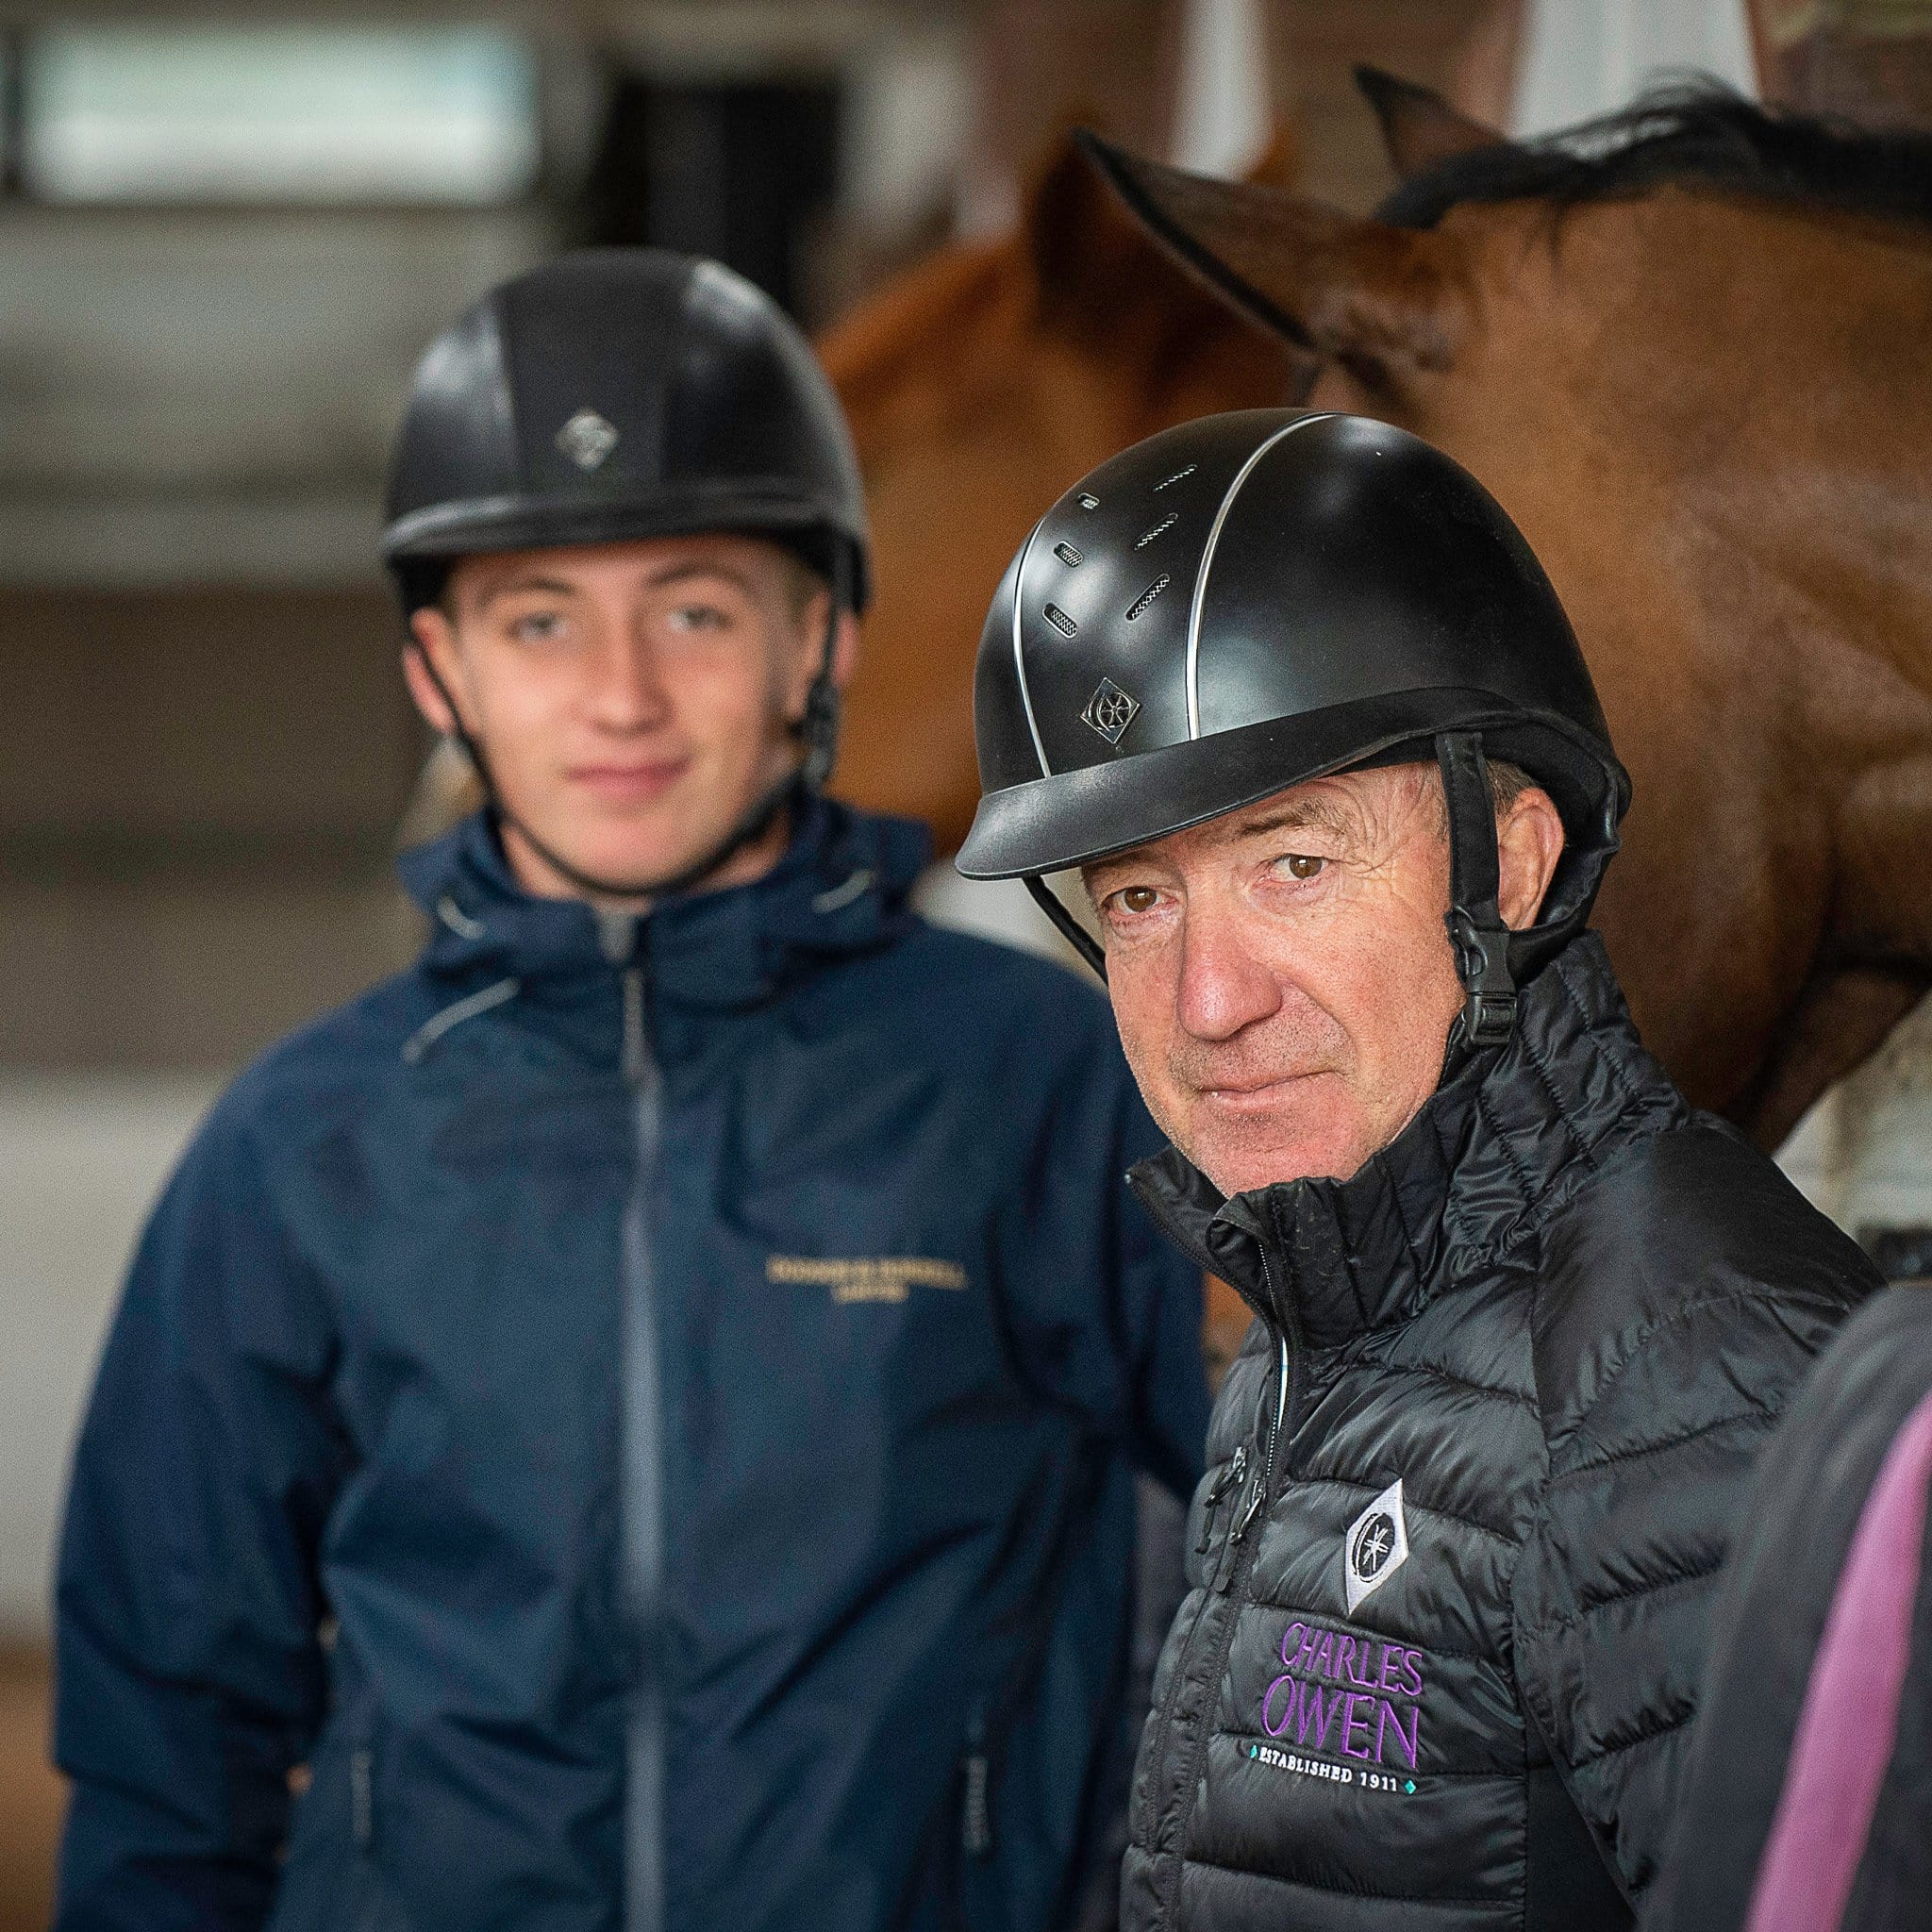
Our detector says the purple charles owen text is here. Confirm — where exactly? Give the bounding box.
[1260,1620,1424,1772]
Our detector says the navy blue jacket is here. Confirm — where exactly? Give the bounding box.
[54,802,1208,1932]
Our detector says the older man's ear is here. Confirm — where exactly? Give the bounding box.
[1497,787,1567,932]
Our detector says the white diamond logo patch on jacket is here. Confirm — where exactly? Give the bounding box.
[1343,1477,1409,1615]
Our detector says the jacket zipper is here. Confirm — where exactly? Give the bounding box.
[1123,1182,1269,1852]
[960,1704,992,1860]
[619,954,667,1932]
[1155,1250,1302,1926]
[350,1745,375,1851]
[1222,1318,1292,1584]
[1205,1337,1287,1597]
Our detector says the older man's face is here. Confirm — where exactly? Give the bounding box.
[1084,763,1560,1197]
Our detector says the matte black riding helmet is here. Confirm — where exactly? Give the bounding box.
[958,409,1629,1050]
[381,247,871,898]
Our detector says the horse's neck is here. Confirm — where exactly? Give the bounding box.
[1702,316,1932,690]
[1605,198,1932,687]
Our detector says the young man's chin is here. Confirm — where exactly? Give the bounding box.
[503,757,794,899]
[557,827,713,891]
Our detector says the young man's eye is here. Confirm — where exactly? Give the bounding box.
[668,603,732,633]
[508,610,567,643]
[1274,854,1326,881]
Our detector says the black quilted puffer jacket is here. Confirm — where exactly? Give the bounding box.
[1120,933,1879,1931]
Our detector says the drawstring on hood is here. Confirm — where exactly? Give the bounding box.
[810,867,876,916]
[435,893,488,941]
[402,976,522,1065]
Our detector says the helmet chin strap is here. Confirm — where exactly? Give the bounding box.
[408,557,845,906]
[1024,874,1108,978]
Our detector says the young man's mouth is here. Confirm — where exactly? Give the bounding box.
[568,757,691,803]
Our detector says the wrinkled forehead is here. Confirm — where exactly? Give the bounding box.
[1082,759,1441,879]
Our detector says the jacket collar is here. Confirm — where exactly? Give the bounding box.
[396,796,932,1009]
[1129,933,1686,1350]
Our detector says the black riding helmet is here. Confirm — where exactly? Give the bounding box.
[958,409,1629,1049]
[382,247,871,899]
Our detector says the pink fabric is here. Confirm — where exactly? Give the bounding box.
[1746,1385,1932,1932]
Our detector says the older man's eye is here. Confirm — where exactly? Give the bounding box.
[1275,854,1326,881]
[1111,886,1161,916]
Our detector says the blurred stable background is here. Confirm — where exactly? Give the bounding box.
[4,0,1932,1924]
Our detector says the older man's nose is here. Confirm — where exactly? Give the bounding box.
[1175,898,1283,1043]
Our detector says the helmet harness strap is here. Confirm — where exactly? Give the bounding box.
[1024,874,1108,978]
[1436,730,1519,1053]
[406,546,846,906]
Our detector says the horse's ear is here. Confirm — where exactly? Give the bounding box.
[1022,125,1161,333]
[1074,130,1460,385]
[1354,65,1507,182]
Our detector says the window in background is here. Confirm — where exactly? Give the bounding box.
[19,25,540,205]
[575,72,841,321]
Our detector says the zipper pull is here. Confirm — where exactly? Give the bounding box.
[1231,1470,1269,1542]
[1193,1444,1247,1556]
[1211,1346,1287,1593]
[1208,1446,1264,1595]
[621,965,647,1087]
[1208,1483,1251,1593]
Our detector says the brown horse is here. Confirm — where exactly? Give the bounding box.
[830,76,1932,1154]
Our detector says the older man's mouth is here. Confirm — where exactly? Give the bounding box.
[1198,1074,1323,1110]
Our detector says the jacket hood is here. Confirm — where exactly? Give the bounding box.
[1129,932,1687,1350]
[396,795,932,1008]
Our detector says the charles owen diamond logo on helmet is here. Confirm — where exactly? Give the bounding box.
[557,408,619,472]
[1344,1477,1410,1616]
[1081,676,1141,746]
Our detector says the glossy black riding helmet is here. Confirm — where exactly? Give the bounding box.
[958,409,1629,1048]
[381,248,871,898]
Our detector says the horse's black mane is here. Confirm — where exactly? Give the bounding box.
[1378,81,1932,233]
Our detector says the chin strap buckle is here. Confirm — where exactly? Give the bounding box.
[796,548,849,793]
[1438,727,1520,1054]
[1445,904,1517,1049]
[799,671,841,791]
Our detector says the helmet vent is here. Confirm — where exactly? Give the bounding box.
[1044,602,1079,637]
[1134,513,1177,549]
[1152,464,1197,491]
[1124,575,1172,621]
[1054,541,1084,567]
[1077,492,1101,510]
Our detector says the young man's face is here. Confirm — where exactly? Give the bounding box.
[1082,764,1564,1198]
[405,534,855,903]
